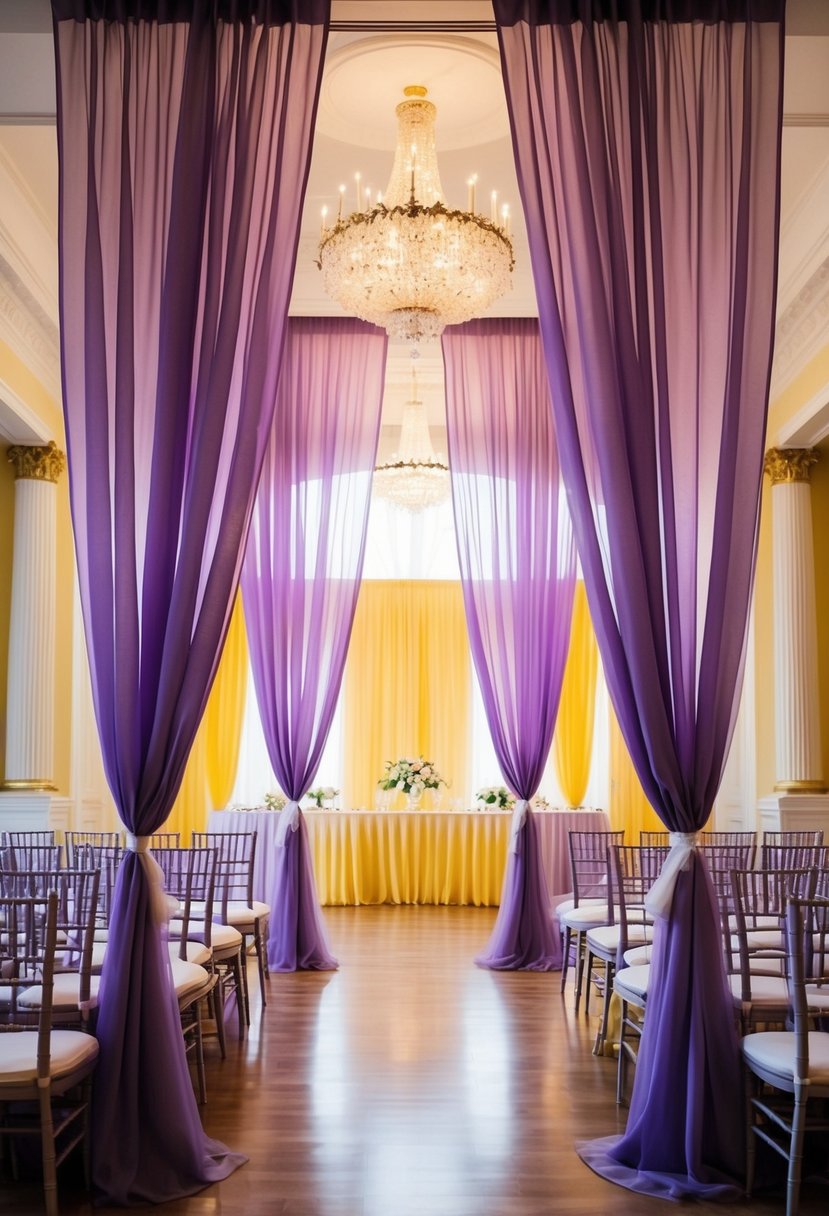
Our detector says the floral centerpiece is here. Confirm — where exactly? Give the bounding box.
[263,790,287,812]
[307,786,339,808]
[475,786,515,810]
[378,757,445,809]
[533,794,551,811]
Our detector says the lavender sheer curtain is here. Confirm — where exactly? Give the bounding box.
[443,320,576,971]
[495,0,784,1197]
[53,1,328,1201]
[242,318,387,972]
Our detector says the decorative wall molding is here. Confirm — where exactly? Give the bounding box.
[0,253,60,400]
[770,256,829,398]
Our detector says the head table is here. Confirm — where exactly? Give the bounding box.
[206,807,610,909]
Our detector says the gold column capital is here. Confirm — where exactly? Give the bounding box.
[763,447,819,486]
[7,441,66,484]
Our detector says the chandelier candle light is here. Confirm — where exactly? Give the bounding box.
[374,366,450,511]
[317,85,514,343]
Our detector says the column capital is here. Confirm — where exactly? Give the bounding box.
[764,447,819,486]
[7,441,66,484]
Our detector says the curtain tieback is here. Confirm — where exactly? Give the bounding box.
[125,833,150,853]
[276,801,302,848]
[125,832,176,924]
[645,830,702,920]
[508,798,530,855]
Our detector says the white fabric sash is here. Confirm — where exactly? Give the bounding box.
[645,831,701,920]
[125,832,175,924]
[508,799,530,854]
[275,800,302,848]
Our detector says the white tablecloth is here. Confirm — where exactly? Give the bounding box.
[207,807,610,908]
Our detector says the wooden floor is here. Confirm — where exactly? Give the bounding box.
[3,906,828,1216]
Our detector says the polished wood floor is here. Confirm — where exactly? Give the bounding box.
[3,906,828,1216]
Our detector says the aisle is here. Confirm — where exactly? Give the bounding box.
[4,907,826,1216]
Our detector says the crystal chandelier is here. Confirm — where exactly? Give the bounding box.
[317,85,514,344]
[374,370,450,511]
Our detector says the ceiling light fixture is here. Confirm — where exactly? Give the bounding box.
[317,85,514,344]
[373,367,450,511]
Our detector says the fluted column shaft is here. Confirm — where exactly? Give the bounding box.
[764,447,824,792]
[3,442,65,790]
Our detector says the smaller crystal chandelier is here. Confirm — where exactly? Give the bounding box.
[374,369,450,512]
[317,85,514,344]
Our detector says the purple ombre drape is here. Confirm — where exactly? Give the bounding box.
[443,319,576,971]
[495,0,784,1197]
[53,1,328,1202]
[242,318,387,973]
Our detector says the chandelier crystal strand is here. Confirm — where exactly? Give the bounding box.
[317,86,514,344]
[374,367,450,512]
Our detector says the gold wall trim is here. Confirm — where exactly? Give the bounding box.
[763,447,820,485]
[6,441,66,484]
[0,779,58,792]
[773,779,828,793]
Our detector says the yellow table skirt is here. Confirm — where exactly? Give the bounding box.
[305,810,511,907]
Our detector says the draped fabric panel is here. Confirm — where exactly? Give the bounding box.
[342,581,472,810]
[554,581,598,807]
[241,317,387,972]
[52,1,329,1200]
[443,319,576,971]
[495,0,783,1195]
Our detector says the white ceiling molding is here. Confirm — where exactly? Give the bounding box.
[777,155,829,316]
[0,373,52,445]
[0,144,57,322]
[0,255,60,404]
[775,377,829,449]
[770,257,829,401]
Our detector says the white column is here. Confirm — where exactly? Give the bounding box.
[2,441,65,790]
[764,447,825,793]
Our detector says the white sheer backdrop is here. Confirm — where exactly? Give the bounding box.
[231,491,610,809]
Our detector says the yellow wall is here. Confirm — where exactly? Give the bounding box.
[755,341,829,798]
[0,455,14,780]
[0,339,74,795]
[812,439,829,785]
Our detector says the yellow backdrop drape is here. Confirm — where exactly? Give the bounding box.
[167,595,248,841]
[553,581,597,806]
[608,705,664,840]
[343,580,471,810]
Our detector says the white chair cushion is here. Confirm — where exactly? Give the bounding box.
[730,930,784,954]
[19,973,100,1011]
[728,914,780,932]
[0,1030,99,1086]
[623,944,652,967]
[586,923,653,953]
[91,941,107,970]
[168,921,242,951]
[742,1030,829,1084]
[614,964,650,1003]
[555,896,605,915]
[560,904,609,929]
[168,939,211,967]
[728,974,789,1006]
[222,900,270,926]
[805,984,829,1012]
[169,958,210,1002]
[188,899,270,924]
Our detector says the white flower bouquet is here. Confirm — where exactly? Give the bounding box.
[378,757,445,797]
[263,790,287,812]
[475,786,515,810]
[307,786,339,808]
